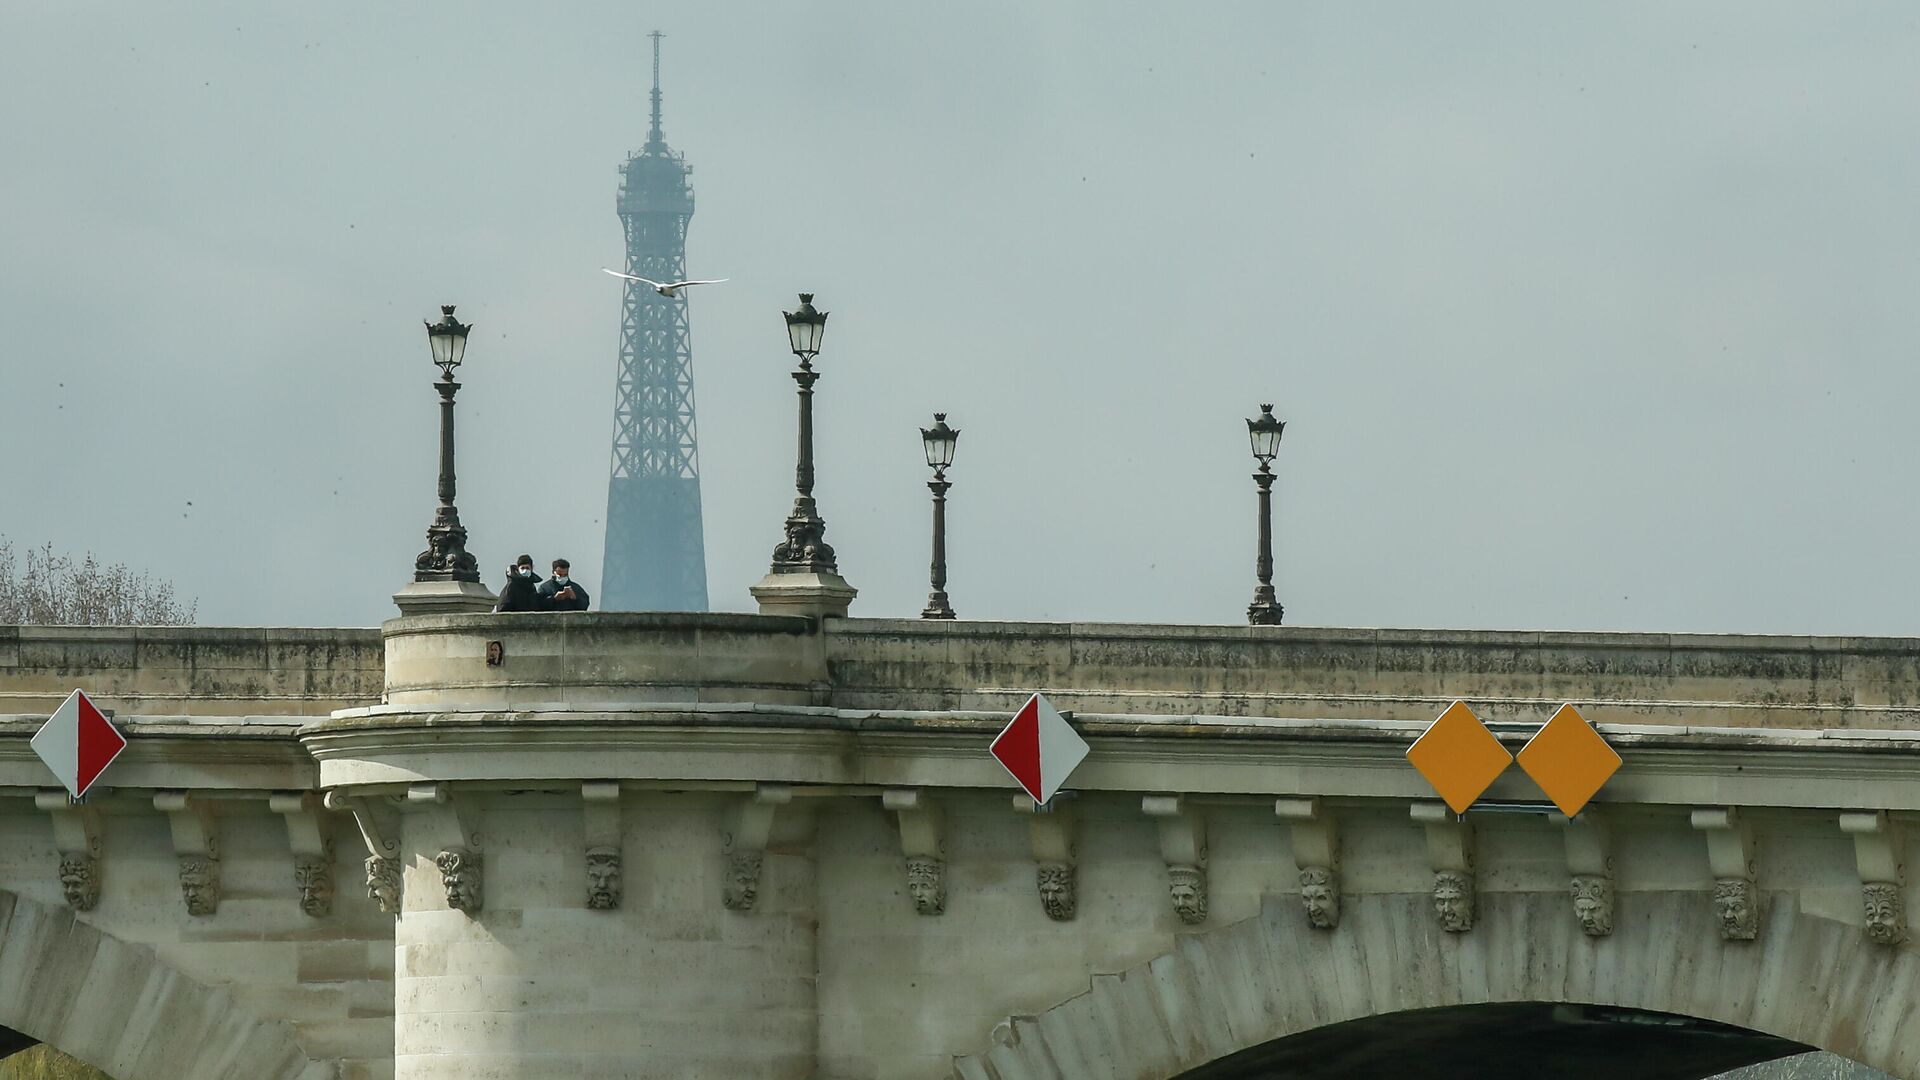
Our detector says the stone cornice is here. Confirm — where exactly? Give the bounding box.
[303,705,1920,810]
[0,716,318,790]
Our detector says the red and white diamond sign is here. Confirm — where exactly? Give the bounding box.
[990,693,1089,805]
[32,689,127,799]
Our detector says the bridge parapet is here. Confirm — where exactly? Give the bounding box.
[381,611,822,709]
[379,614,1920,729]
[0,625,381,716]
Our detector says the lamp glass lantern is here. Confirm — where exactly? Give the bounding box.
[921,413,960,470]
[425,305,471,376]
[1247,403,1285,464]
[784,293,828,359]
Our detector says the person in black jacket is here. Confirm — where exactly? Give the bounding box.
[537,558,590,611]
[494,554,543,612]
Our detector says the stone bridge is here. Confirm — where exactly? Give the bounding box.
[1,616,1918,1078]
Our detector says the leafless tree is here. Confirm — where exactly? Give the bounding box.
[0,541,194,627]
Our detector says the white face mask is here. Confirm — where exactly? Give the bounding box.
[554,574,569,584]
[518,567,534,577]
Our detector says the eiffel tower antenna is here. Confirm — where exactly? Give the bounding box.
[647,30,665,148]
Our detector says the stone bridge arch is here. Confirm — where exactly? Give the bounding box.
[955,891,1916,1079]
[0,891,326,1080]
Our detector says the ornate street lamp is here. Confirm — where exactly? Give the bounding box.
[1245,403,1286,625]
[413,306,479,585]
[769,294,837,574]
[919,413,960,620]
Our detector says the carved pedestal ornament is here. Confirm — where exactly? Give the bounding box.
[1711,878,1757,941]
[156,791,220,917]
[723,851,763,912]
[37,792,103,913]
[179,855,222,916]
[1691,807,1758,942]
[1168,865,1209,924]
[1146,795,1209,925]
[1413,801,1475,933]
[722,784,791,913]
[1278,798,1340,930]
[1020,796,1079,922]
[886,789,947,917]
[293,854,336,918]
[1431,870,1474,932]
[58,853,100,912]
[1036,861,1077,922]
[1863,882,1907,946]
[410,783,484,916]
[1299,867,1339,930]
[1841,811,1907,946]
[436,848,483,913]
[582,782,624,911]
[272,793,335,917]
[1555,812,1615,938]
[326,791,404,916]
[906,856,947,916]
[586,848,623,911]
[1570,875,1614,937]
[366,855,402,914]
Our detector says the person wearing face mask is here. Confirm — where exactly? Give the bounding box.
[494,554,545,612]
[537,558,591,611]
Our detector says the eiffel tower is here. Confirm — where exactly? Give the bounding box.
[600,31,708,611]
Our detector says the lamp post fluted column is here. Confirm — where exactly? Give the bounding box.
[1245,403,1285,626]
[751,293,858,618]
[770,355,837,573]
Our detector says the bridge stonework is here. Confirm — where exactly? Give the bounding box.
[1,617,1918,1078]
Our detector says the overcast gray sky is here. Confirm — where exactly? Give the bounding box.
[5,2,1920,634]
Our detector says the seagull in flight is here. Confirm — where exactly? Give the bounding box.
[602,268,729,298]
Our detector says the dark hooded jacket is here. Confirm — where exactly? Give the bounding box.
[494,568,544,612]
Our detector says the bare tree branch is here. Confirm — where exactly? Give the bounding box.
[0,540,195,627]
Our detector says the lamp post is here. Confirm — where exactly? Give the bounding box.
[1245,403,1285,625]
[768,293,839,574]
[919,413,959,620]
[413,306,479,584]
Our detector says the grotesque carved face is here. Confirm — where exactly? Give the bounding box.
[59,853,99,912]
[586,848,622,911]
[365,855,401,914]
[179,856,220,916]
[1569,874,1613,937]
[436,849,483,914]
[723,850,763,912]
[1432,870,1473,932]
[1864,882,1906,945]
[293,854,334,917]
[1036,861,1076,921]
[906,856,946,916]
[1299,866,1338,929]
[1711,878,1756,940]
[1168,865,1207,925]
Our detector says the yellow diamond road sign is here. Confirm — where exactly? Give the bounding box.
[1405,700,1513,814]
[1515,703,1622,817]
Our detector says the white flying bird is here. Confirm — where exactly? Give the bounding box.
[602,268,729,297]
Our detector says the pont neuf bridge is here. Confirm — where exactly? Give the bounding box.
[1,607,1918,1079]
